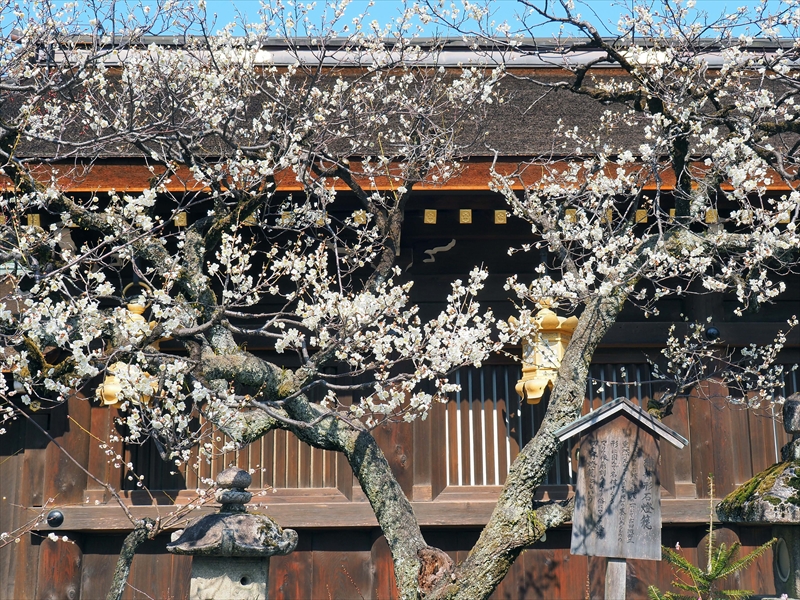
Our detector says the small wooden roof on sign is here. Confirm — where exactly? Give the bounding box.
[555,397,688,449]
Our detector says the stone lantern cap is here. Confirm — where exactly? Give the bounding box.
[166,467,298,558]
[717,393,800,525]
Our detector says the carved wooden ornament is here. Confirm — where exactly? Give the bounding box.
[556,398,687,561]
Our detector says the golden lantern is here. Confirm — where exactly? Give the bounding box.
[126,302,147,325]
[512,302,578,404]
[122,282,166,348]
[122,282,150,327]
[98,283,162,406]
[139,379,159,406]
[98,363,123,405]
[97,362,158,406]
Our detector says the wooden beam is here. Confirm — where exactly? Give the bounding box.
[2,158,794,194]
[602,322,800,348]
[28,498,719,532]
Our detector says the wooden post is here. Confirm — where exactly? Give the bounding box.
[605,558,627,600]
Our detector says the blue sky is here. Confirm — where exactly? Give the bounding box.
[194,0,788,37]
[13,0,791,39]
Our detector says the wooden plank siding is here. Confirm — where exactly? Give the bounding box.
[0,365,791,490]
[261,525,771,600]
[4,362,795,519]
[2,361,796,598]
[0,408,33,600]
[21,524,759,600]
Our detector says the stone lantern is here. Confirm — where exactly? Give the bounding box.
[512,301,579,404]
[717,392,800,597]
[167,467,298,600]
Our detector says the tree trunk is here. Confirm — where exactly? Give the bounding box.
[106,518,155,600]
[281,398,428,598]
[346,429,427,598]
[428,291,628,599]
[222,292,629,600]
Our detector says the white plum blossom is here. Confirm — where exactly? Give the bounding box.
[2,1,800,596]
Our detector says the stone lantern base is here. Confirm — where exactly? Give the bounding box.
[190,557,268,600]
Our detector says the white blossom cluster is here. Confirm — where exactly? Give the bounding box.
[656,316,799,409]
[495,105,799,317]
[2,3,800,585]
[0,0,505,470]
[0,0,799,500]
[477,1,800,408]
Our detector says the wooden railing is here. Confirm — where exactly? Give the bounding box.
[1,360,796,554]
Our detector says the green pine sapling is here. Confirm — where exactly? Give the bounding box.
[649,476,776,600]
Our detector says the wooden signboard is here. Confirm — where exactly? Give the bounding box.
[570,414,662,560]
[556,398,687,598]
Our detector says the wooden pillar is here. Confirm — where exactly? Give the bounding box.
[605,558,626,600]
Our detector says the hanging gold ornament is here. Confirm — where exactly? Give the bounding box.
[512,301,578,404]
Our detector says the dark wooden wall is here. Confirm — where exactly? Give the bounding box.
[1,195,798,599]
[0,379,793,599]
[0,525,777,599]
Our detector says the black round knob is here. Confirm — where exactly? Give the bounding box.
[705,326,720,341]
[46,510,64,528]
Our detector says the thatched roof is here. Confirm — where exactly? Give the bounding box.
[3,39,797,161]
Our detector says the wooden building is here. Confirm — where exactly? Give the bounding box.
[1,40,799,599]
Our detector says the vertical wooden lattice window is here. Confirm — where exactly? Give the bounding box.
[443,362,660,487]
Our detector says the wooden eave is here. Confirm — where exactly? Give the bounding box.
[2,157,796,193]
